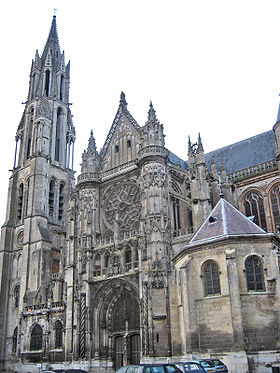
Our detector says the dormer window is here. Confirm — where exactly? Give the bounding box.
[208,216,217,223]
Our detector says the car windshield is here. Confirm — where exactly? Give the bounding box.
[164,365,183,373]
[200,361,215,368]
[211,360,223,366]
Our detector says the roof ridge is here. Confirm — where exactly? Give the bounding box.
[205,130,273,156]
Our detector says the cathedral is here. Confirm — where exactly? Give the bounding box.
[1,16,280,373]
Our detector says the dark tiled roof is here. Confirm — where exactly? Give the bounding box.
[189,198,266,245]
[204,130,275,174]
[169,151,188,169]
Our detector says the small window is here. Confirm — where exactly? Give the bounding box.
[245,255,265,292]
[30,324,43,351]
[127,139,131,148]
[58,183,64,221]
[115,145,119,153]
[49,180,55,218]
[203,260,221,296]
[12,327,18,353]
[54,320,63,348]
[14,285,20,308]
[17,183,24,222]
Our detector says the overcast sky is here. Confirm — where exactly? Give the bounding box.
[1,0,280,223]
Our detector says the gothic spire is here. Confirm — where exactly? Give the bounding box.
[43,16,60,54]
[40,15,61,70]
[148,101,157,122]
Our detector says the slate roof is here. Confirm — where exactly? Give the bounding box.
[189,198,266,245]
[204,130,275,174]
[169,151,188,169]
[168,130,275,174]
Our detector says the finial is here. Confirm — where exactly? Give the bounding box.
[120,91,127,109]
[148,101,157,121]
[87,130,96,153]
[188,136,192,155]
[218,173,224,199]
[53,8,57,16]
[197,132,204,152]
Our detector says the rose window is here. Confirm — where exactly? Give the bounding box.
[104,184,140,229]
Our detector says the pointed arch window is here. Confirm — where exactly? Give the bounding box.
[49,180,55,218]
[125,248,132,271]
[14,284,20,308]
[203,260,221,296]
[30,324,43,351]
[244,190,267,230]
[60,75,64,101]
[54,320,63,348]
[17,183,24,222]
[12,327,18,353]
[104,252,110,272]
[44,69,50,97]
[26,107,34,159]
[245,255,265,292]
[58,183,64,221]
[270,184,280,232]
[172,197,181,237]
[55,108,63,161]
[93,253,101,277]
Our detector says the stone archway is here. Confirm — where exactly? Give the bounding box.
[91,279,140,369]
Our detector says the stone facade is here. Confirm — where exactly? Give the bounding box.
[1,16,280,373]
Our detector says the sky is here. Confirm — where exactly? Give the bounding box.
[1,0,280,223]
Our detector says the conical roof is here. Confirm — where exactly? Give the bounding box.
[41,16,61,61]
[189,198,266,245]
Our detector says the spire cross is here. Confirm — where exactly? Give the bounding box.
[53,8,57,15]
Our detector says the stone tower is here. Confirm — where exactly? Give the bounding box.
[0,16,75,368]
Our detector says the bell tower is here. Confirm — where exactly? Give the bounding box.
[0,16,75,369]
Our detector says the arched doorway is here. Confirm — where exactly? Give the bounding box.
[91,279,140,370]
[110,287,140,369]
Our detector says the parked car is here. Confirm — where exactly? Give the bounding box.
[43,370,88,373]
[116,363,184,373]
[174,360,216,373]
[174,361,207,372]
[200,359,228,373]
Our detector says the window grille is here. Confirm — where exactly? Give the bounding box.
[54,320,63,348]
[244,190,267,230]
[203,260,221,296]
[14,285,20,308]
[245,255,265,292]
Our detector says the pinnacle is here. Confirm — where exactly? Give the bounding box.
[119,91,128,110]
[148,101,157,122]
[197,132,204,152]
[87,130,96,153]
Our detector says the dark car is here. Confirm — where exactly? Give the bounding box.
[116,363,183,373]
[43,370,88,373]
[174,361,207,372]
[174,360,216,373]
[201,359,228,373]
